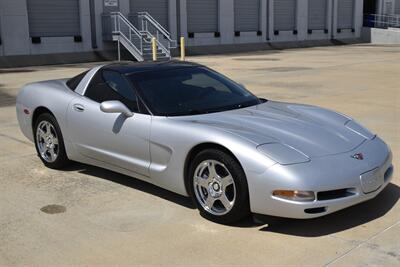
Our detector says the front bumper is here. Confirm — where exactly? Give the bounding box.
[248,136,394,219]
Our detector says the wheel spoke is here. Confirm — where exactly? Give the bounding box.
[222,174,234,189]
[38,128,46,139]
[45,122,51,134]
[49,149,56,161]
[207,162,218,179]
[194,176,209,188]
[205,195,215,209]
[219,194,233,211]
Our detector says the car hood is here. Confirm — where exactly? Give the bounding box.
[175,101,367,158]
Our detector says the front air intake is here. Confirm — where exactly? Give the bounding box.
[317,188,355,201]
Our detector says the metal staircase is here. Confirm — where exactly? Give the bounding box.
[109,12,177,62]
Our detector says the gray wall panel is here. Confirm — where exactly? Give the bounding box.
[187,0,218,33]
[129,0,169,29]
[274,0,297,31]
[308,0,327,30]
[395,0,400,14]
[27,0,80,37]
[234,0,260,32]
[337,0,354,29]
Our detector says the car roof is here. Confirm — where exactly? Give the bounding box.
[101,60,201,75]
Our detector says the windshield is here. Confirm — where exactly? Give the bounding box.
[128,67,261,116]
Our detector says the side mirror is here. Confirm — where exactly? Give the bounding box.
[100,100,133,117]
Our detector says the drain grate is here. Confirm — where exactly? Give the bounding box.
[40,204,66,214]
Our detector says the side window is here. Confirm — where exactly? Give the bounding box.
[102,70,139,112]
[102,71,136,100]
[66,70,89,91]
[84,70,139,113]
[84,71,110,103]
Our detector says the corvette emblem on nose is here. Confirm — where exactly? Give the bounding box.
[351,153,364,160]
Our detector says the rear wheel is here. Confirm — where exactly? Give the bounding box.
[188,149,250,224]
[34,113,70,169]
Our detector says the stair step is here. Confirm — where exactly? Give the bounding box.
[143,52,166,55]
[143,55,167,59]
[143,48,163,52]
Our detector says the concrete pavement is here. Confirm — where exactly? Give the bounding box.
[0,44,399,266]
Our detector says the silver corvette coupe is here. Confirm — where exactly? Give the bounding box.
[17,61,393,224]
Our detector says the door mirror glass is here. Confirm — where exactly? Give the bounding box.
[100,100,133,117]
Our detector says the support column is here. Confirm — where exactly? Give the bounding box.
[261,0,268,41]
[169,0,178,40]
[354,0,364,37]
[297,0,308,40]
[327,0,333,37]
[268,0,274,41]
[219,0,234,44]
[332,0,338,38]
[179,0,188,39]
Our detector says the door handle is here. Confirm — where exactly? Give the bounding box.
[73,103,85,112]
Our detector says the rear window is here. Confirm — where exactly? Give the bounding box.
[66,70,89,91]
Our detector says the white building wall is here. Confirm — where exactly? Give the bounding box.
[0,0,364,57]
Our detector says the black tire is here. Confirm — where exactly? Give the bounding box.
[33,113,70,169]
[188,149,250,224]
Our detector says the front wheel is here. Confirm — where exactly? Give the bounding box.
[188,149,250,224]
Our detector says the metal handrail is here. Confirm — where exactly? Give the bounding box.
[120,30,143,57]
[107,12,175,61]
[138,11,172,41]
[109,12,144,56]
[138,11,177,50]
[144,31,170,55]
[366,13,400,28]
[110,12,142,37]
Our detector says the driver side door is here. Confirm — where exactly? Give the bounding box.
[67,69,151,177]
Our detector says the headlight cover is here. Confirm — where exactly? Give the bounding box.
[345,120,375,140]
[257,143,310,165]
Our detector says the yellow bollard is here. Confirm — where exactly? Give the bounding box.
[152,37,157,61]
[180,37,185,61]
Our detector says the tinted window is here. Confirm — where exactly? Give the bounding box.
[85,70,139,112]
[103,70,137,102]
[128,67,261,116]
[66,70,89,91]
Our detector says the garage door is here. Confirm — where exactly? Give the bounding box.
[187,0,218,33]
[130,0,169,29]
[26,0,80,37]
[308,0,327,30]
[234,0,260,32]
[337,0,354,29]
[274,0,297,31]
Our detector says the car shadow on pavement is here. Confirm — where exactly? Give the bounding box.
[256,183,400,237]
[64,162,196,209]
[62,162,399,235]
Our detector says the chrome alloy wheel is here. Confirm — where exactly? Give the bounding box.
[193,160,236,216]
[36,121,59,163]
